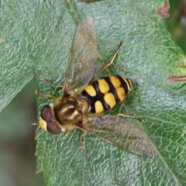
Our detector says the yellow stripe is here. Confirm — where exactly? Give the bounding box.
[60,105,74,115]
[95,100,104,113]
[68,109,79,120]
[104,93,116,108]
[122,77,131,91]
[116,87,125,101]
[126,78,133,91]
[85,85,96,97]
[98,79,110,94]
[109,76,121,88]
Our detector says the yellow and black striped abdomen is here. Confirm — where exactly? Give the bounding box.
[81,75,132,114]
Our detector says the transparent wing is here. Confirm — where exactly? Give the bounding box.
[80,115,156,157]
[63,17,98,95]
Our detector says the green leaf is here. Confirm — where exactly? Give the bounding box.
[1,0,185,185]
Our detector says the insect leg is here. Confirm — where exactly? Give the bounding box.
[35,89,57,100]
[90,40,124,82]
[79,131,87,149]
[65,129,70,136]
[43,77,63,88]
[117,113,144,123]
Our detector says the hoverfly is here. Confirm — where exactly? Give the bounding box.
[37,17,156,157]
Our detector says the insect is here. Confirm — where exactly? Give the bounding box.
[36,17,156,156]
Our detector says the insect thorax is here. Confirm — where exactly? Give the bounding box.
[81,75,132,114]
[53,97,89,126]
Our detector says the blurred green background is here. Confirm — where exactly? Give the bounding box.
[0,80,44,186]
[0,0,185,185]
[166,0,186,53]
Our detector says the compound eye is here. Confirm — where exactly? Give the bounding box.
[40,105,61,134]
[41,105,53,122]
[47,120,61,134]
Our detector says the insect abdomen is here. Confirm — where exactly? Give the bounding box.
[81,75,132,114]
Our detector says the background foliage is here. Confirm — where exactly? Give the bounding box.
[0,0,185,185]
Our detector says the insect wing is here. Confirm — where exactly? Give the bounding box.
[63,17,98,95]
[82,115,156,156]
